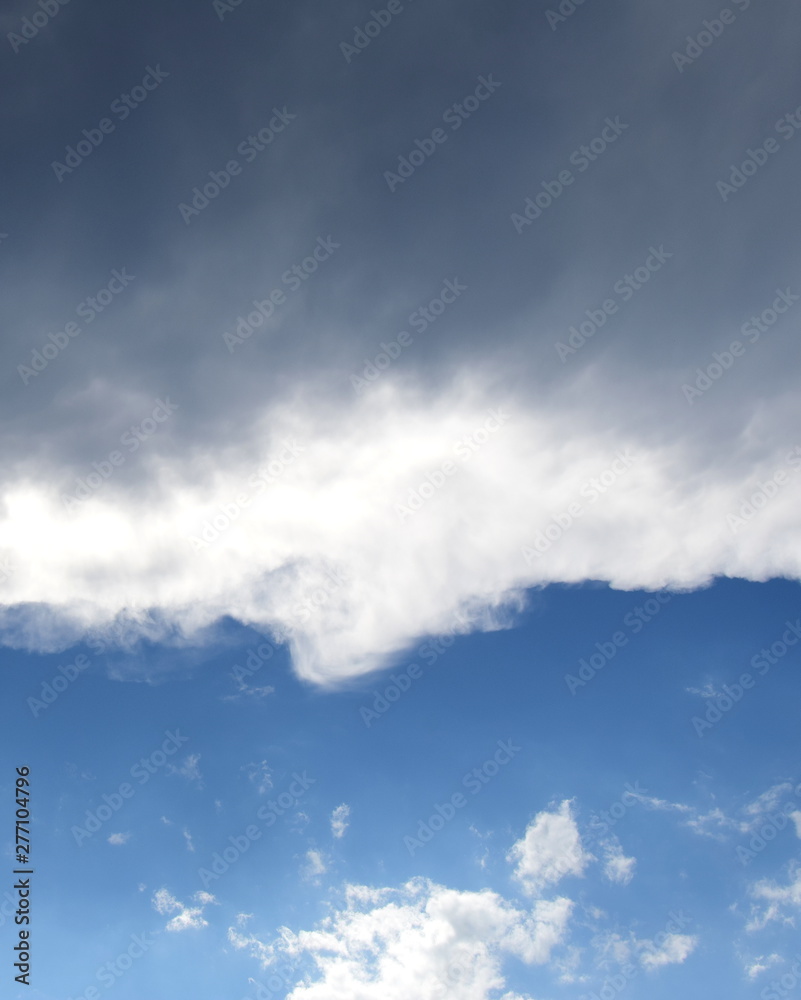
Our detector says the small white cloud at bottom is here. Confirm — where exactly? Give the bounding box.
[228,877,572,1000]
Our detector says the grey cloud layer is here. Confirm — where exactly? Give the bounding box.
[2,0,799,679]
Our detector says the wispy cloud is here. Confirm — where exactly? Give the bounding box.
[330,803,350,839]
[152,888,217,932]
[169,753,203,788]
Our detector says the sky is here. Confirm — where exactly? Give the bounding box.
[1,0,800,998]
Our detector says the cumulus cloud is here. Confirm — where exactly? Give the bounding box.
[107,832,130,846]
[330,803,350,839]
[600,839,636,885]
[595,923,698,973]
[638,933,698,970]
[229,877,572,999]
[152,888,217,932]
[507,800,591,897]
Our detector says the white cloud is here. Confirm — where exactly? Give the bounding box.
[507,800,591,897]
[291,811,310,834]
[223,683,275,702]
[331,803,350,839]
[630,791,749,839]
[628,792,693,815]
[1,380,799,685]
[183,828,195,852]
[745,953,781,979]
[638,933,697,969]
[600,839,636,885]
[107,832,130,846]
[684,806,747,840]
[152,888,216,932]
[169,753,203,788]
[229,877,572,1000]
[685,682,720,698]
[228,926,274,967]
[743,784,794,818]
[302,849,328,883]
[747,861,801,931]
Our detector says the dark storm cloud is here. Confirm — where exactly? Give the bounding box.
[1,0,799,679]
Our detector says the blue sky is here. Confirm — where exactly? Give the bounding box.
[2,0,801,997]
[3,578,801,999]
